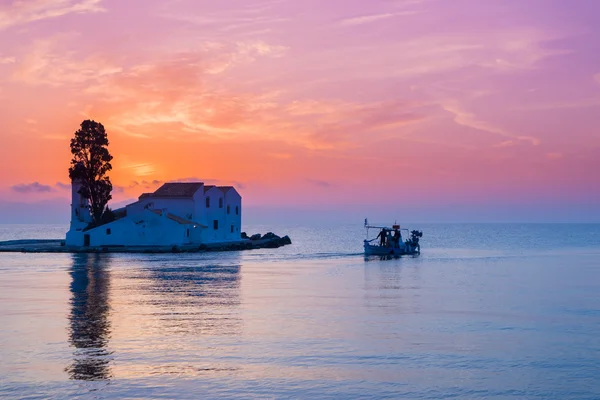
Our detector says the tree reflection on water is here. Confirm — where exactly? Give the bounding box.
[65,253,113,381]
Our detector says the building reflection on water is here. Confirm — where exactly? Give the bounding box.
[65,253,242,380]
[66,253,113,381]
[141,261,242,337]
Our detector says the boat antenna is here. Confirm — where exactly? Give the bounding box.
[364,218,368,227]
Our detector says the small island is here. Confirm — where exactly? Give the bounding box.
[0,120,291,254]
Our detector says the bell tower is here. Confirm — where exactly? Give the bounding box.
[65,178,92,246]
[70,178,92,227]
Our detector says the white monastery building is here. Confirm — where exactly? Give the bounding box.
[66,181,242,247]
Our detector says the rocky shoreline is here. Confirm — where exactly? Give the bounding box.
[0,232,292,254]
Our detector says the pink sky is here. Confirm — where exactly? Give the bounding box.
[0,0,599,221]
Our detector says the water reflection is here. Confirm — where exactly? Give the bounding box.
[65,253,113,381]
[363,260,423,314]
[140,260,242,337]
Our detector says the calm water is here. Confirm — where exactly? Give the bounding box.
[1,223,600,399]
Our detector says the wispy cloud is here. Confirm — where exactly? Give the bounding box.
[11,182,54,193]
[514,98,600,111]
[0,0,105,30]
[119,160,157,177]
[0,56,15,64]
[547,152,563,160]
[441,101,540,146]
[306,179,332,188]
[55,182,71,190]
[11,33,122,86]
[157,1,289,36]
[339,11,417,26]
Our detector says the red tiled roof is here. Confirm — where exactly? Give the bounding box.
[151,182,204,198]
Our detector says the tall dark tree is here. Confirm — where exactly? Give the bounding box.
[69,120,113,225]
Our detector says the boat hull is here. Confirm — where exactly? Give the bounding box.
[364,240,420,257]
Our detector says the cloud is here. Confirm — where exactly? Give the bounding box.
[55,182,71,190]
[339,12,417,26]
[157,2,289,36]
[514,98,600,111]
[493,140,515,148]
[306,179,332,188]
[0,0,105,30]
[112,185,125,194]
[120,180,163,191]
[127,163,156,177]
[11,33,122,86]
[0,56,15,64]
[52,42,288,140]
[11,182,54,193]
[442,101,540,146]
[594,73,600,86]
[547,152,563,160]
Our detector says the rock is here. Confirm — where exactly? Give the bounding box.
[241,232,248,239]
[264,241,280,248]
[281,235,292,245]
[250,234,262,240]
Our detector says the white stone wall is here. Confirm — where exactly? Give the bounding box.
[86,210,189,247]
[202,187,226,242]
[223,190,242,241]
[66,182,243,247]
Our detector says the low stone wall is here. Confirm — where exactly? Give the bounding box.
[0,234,292,254]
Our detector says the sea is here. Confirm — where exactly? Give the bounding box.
[1,223,600,399]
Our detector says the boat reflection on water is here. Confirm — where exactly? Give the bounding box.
[65,253,113,381]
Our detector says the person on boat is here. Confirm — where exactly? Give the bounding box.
[393,229,401,248]
[386,230,393,247]
[376,228,387,246]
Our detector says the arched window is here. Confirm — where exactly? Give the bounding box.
[206,197,210,208]
[219,198,223,208]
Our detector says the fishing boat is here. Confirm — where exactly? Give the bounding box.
[363,219,422,257]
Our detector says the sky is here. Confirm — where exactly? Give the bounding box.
[0,0,599,223]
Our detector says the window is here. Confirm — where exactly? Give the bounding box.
[213,220,219,230]
[106,228,111,235]
[235,206,239,215]
[186,229,190,238]
[227,205,230,214]
[206,197,210,208]
[231,225,234,233]
[219,198,223,208]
